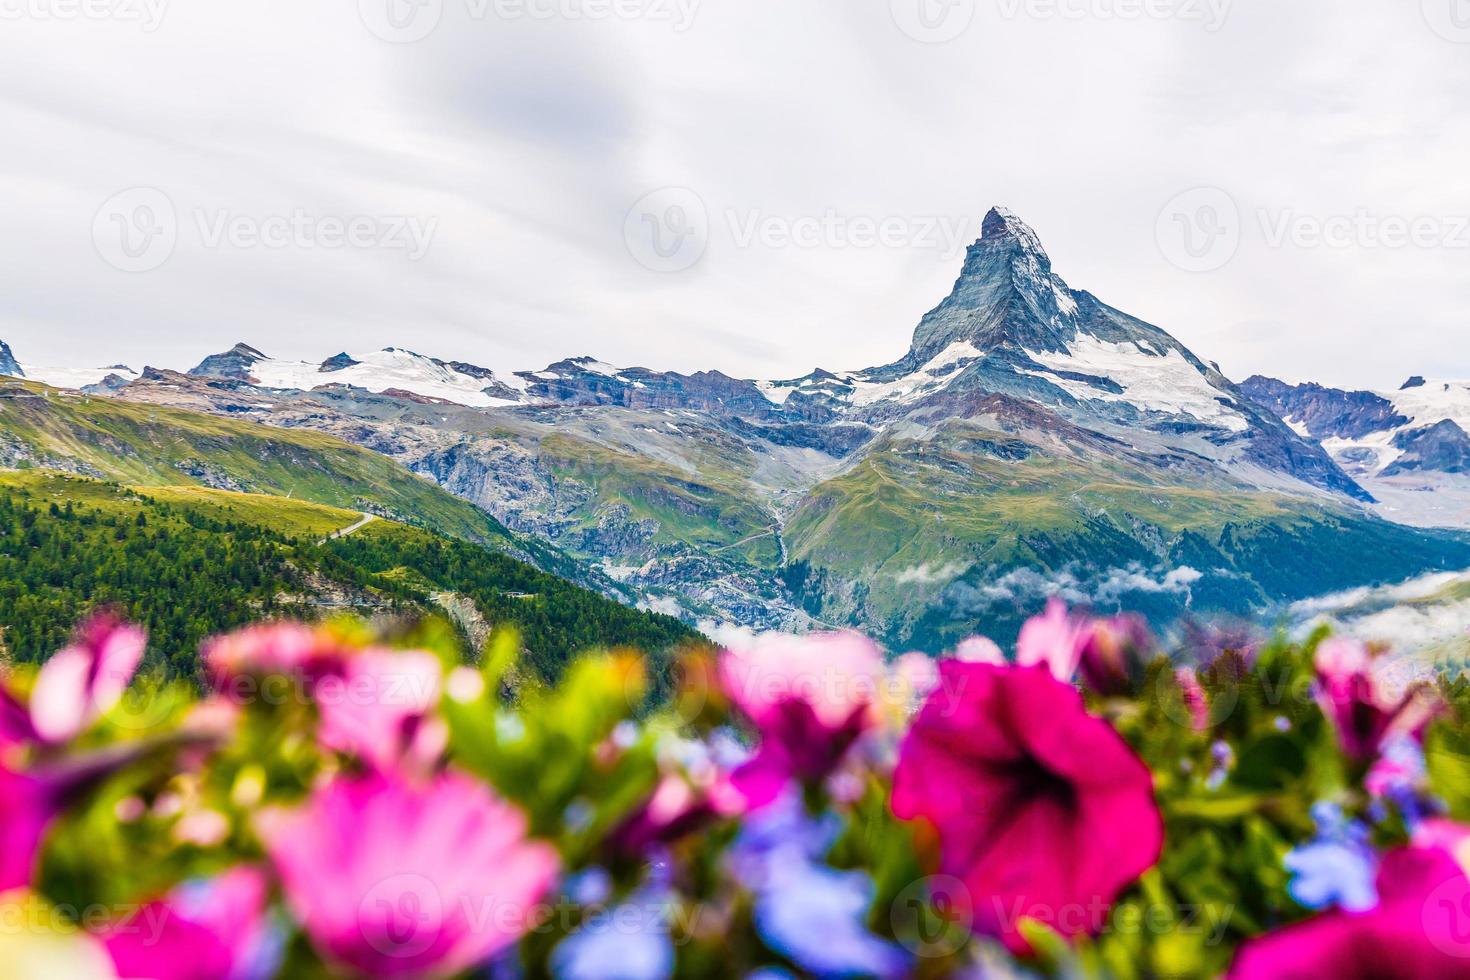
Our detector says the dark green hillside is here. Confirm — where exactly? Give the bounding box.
[0,472,699,678]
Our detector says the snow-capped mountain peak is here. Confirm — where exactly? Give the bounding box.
[907,206,1081,362]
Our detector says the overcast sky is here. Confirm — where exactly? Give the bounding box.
[2,1,1469,390]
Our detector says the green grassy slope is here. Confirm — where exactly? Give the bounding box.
[783,433,1470,650]
[538,432,782,566]
[0,380,516,547]
[0,472,699,677]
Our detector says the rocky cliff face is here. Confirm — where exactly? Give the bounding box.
[0,340,21,378]
[1385,420,1470,476]
[190,342,268,381]
[1239,376,1410,441]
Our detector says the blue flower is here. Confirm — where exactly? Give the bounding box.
[753,862,909,979]
[728,789,841,889]
[552,893,676,980]
[1285,803,1378,912]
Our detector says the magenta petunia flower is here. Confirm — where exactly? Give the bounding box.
[201,622,351,690]
[101,865,275,980]
[891,662,1163,952]
[1231,834,1470,978]
[1078,614,1153,697]
[1314,638,1442,762]
[0,764,54,891]
[315,649,443,772]
[721,631,884,732]
[28,613,145,743]
[2,744,168,892]
[0,686,38,747]
[257,769,558,978]
[721,632,884,802]
[1015,599,1093,682]
[1176,667,1211,732]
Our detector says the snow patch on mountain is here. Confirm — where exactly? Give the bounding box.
[248,348,522,408]
[1023,335,1248,432]
[19,364,140,390]
[1389,379,1470,433]
[847,341,984,406]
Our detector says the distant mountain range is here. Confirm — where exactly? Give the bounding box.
[1239,375,1470,529]
[6,208,1470,648]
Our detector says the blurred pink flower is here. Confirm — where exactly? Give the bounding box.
[1015,599,1092,682]
[2,743,166,891]
[315,649,443,772]
[1231,833,1470,978]
[609,772,747,857]
[0,686,38,747]
[1078,614,1153,697]
[257,770,558,977]
[1315,638,1442,762]
[1177,668,1211,733]
[892,662,1163,952]
[721,631,883,731]
[0,764,54,891]
[29,613,145,743]
[721,632,884,802]
[201,622,349,688]
[102,865,275,980]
